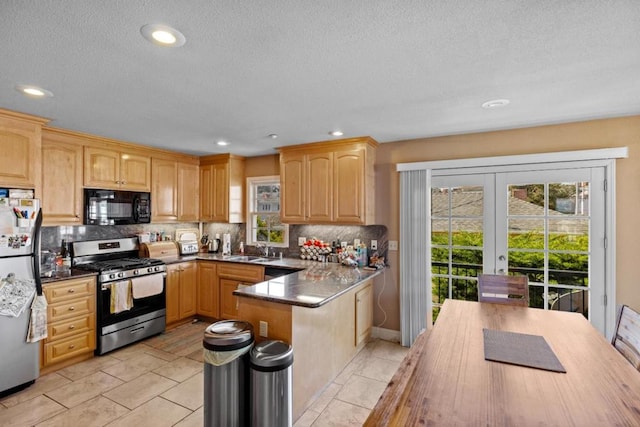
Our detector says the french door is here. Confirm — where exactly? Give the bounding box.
[431,165,607,333]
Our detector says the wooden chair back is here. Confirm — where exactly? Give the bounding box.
[478,274,529,306]
[611,304,640,370]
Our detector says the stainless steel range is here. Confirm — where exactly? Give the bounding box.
[72,237,166,355]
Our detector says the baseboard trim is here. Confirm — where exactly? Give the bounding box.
[372,326,401,343]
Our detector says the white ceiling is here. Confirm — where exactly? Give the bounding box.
[1,1,639,157]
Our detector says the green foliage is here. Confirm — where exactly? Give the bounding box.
[432,231,589,310]
[256,214,284,243]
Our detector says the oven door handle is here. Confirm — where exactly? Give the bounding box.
[101,273,167,291]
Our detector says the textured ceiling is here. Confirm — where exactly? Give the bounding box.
[1,1,639,156]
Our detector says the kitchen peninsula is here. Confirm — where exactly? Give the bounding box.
[195,254,380,420]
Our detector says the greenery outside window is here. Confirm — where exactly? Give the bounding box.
[246,176,288,247]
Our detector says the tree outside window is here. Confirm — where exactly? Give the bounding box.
[246,176,288,247]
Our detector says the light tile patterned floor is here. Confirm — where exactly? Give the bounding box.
[0,321,408,426]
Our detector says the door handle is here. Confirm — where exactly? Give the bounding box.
[498,255,506,261]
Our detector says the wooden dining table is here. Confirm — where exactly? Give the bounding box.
[365,299,640,426]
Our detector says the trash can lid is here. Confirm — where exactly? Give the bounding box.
[250,340,293,371]
[203,320,254,351]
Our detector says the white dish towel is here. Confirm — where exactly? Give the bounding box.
[131,274,164,299]
[110,280,133,314]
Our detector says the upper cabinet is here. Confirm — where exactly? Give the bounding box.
[278,136,378,225]
[84,146,151,191]
[151,157,199,223]
[0,109,48,190]
[41,129,84,225]
[152,158,179,222]
[178,162,199,222]
[200,154,245,223]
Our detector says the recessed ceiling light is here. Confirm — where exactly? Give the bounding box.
[329,130,344,137]
[217,141,229,146]
[482,99,510,109]
[140,24,186,47]
[16,85,53,98]
[268,134,278,139]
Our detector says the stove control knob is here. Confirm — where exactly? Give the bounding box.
[117,272,124,278]
[109,273,116,280]
[133,269,140,275]
[154,266,161,272]
[147,267,154,273]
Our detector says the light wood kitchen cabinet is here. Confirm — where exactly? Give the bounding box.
[199,154,245,223]
[218,263,264,319]
[355,280,373,346]
[279,152,306,222]
[197,261,219,318]
[152,158,178,222]
[280,150,334,223]
[278,136,378,224]
[41,276,96,371]
[0,109,47,190]
[152,159,200,223]
[178,162,199,221]
[41,129,83,225]
[84,146,151,191]
[166,261,197,324]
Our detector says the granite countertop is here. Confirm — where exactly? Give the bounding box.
[41,269,98,284]
[40,252,382,308]
[194,253,382,308]
[231,261,382,308]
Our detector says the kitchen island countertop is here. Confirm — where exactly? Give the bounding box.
[228,259,381,308]
[195,253,382,308]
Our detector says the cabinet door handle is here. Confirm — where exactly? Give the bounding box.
[68,288,75,293]
[68,306,75,311]
[69,344,75,349]
[68,324,75,330]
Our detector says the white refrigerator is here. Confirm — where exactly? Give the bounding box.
[0,203,43,396]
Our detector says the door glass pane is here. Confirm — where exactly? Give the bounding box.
[431,247,449,275]
[508,219,544,250]
[509,184,545,212]
[509,250,544,284]
[548,287,589,317]
[548,253,588,287]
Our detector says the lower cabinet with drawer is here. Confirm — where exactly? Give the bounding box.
[41,276,96,372]
[218,263,264,319]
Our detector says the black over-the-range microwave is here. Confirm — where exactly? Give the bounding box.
[84,189,151,225]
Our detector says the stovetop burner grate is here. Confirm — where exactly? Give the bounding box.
[76,257,164,273]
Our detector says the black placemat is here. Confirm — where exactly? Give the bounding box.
[483,328,566,373]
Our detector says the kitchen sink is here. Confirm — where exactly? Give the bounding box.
[226,255,270,263]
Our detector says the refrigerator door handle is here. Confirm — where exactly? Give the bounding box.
[31,208,43,296]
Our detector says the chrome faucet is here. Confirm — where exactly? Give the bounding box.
[256,243,270,257]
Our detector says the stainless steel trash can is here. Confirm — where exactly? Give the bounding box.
[203,320,254,427]
[250,340,294,427]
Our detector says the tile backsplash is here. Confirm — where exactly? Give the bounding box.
[42,223,388,261]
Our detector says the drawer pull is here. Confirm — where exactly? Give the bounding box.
[68,306,75,311]
[68,288,75,293]
[68,325,75,330]
[69,344,75,349]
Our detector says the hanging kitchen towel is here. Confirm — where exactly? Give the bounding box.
[110,280,133,314]
[0,275,35,317]
[131,274,163,299]
[27,294,48,342]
